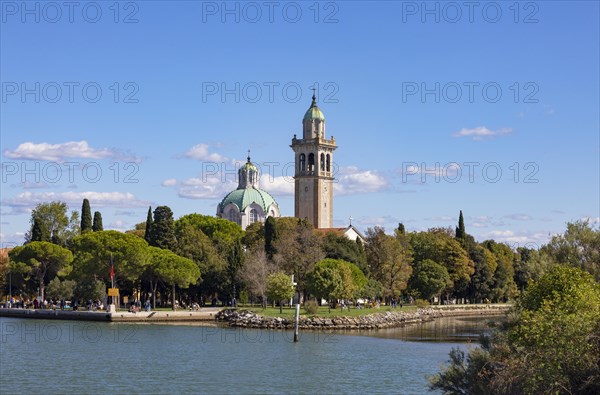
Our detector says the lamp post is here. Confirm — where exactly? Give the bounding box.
[292,274,299,343]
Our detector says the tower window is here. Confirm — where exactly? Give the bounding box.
[320,153,325,171]
[326,154,331,172]
[299,154,306,173]
[308,153,315,172]
[250,209,258,223]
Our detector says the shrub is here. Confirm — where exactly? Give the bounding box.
[304,299,319,315]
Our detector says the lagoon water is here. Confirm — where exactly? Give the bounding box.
[0,315,501,394]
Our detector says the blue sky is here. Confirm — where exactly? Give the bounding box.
[1,1,599,248]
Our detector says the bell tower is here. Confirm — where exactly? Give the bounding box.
[291,94,337,228]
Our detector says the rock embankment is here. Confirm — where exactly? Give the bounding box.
[216,309,445,330]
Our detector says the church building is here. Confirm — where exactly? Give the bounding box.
[291,94,337,228]
[216,155,281,230]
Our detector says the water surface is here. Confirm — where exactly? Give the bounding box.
[0,315,501,394]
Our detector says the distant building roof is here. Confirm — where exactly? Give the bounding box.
[315,225,365,243]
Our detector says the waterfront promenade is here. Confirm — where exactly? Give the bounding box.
[0,307,222,322]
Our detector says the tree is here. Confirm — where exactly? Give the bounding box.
[544,220,600,280]
[409,230,473,300]
[149,206,177,251]
[239,248,274,307]
[92,211,103,231]
[30,217,50,242]
[243,221,265,252]
[455,210,465,241]
[46,277,76,301]
[365,227,413,300]
[467,245,497,303]
[26,202,70,245]
[266,272,295,313]
[484,241,517,302]
[144,206,153,243]
[174,217,232,298]
[70,230,149,285]
[431,265,600,394]
[74,279,106,303]
[147,246,200,311]
[272,218,324,296]
[408,259,450,301]
[308,259,365,306]
[81,199,92,233]
[9,241,73,301]
[264,216,278,260]
[397,223,406,235]
[321,232,367,272]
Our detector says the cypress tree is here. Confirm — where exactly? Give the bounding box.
[397,223,406,235]
[80,199,92,233]
[92,211,103,231]
[150,206,177,251]
[30,217,50,242]
[455,210,466,240]
[144,206,153,243]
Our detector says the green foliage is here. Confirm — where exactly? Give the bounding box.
[397,223,405,235]
[46,277,76,301]
[26,201,71,245]
[543,220,600,280]
[174,218,228,297]
[243,221,265,252]
[304,299,319,314]
[431,265,600,395]
[238,290,249,305]
[360,278,385,300]
[149,206,177,251]
[467,245,497,302]
[409,230,473,297]
[408,259,450,301]
[177,213,244,248]
[272,217,324,295]
[365,227,413,298]
[308,258,365,302]
[148,246,200,288]
[455,210,465,240]
[80,199,92,233]
[70,230,149,284]
[74,279,106,302]
[30,217,50,242]
[264,216,278,260]
[92,211,103,232]
[483,241,517,301]
[266,272,295,312]
[322,232,367,271]
[9,241,73,301]
[144,206,153,243]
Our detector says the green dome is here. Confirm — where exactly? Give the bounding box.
[218,188,277,213]
[303,95,325,121]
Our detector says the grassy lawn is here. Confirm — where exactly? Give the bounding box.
[240,305,417,318]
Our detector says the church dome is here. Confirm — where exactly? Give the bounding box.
[303,94,325,121]
[218,188,277,214]
[216,153,281,229]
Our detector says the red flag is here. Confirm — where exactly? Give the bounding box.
[109,255,115,280]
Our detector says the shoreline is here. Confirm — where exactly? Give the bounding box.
[216,304,511,330]
[0,304,511,329]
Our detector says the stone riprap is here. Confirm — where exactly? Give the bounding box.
[215,305,510,330]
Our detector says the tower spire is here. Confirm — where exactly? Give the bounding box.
[247,149,251,163]
[311,86,317,107]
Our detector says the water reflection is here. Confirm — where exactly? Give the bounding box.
[365,314,507,342]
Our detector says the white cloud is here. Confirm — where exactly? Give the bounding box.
[177,176,236,199]
[161,178,177,187]
[485,229,550,247]
[503,213,533,221]
[1,191,149,213]
[452,126,513,141]
[183,144,227,162]
[333,166,388,195]
[4,140,140,162]
[261,176,294,196]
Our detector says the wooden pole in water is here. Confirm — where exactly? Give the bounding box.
[294,303,300,342]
